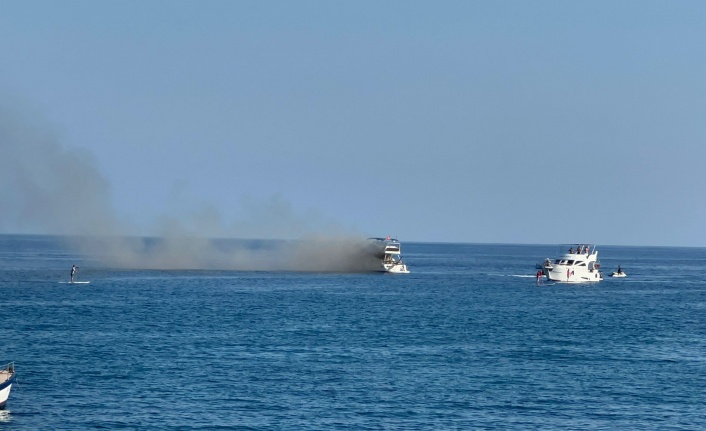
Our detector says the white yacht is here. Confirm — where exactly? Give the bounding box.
[541,244,602,283]
[369,237,410,274]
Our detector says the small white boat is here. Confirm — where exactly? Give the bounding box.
[369,237,410,274]
[610,265,627,278]
[0,362,16,410]
[540,244,603,283]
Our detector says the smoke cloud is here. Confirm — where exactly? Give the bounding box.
[0,102,383,272]
[0,104,124,236]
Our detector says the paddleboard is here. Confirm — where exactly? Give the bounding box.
[59,281,91,284]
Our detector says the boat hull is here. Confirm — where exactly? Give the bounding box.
[545,267,603,283]
[0,373,15,410]
[383,262,410,274]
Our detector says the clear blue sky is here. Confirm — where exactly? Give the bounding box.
[1,1,705,246]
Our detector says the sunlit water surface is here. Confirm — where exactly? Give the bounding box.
[1,236,705,430]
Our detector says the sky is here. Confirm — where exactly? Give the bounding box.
[1,0,706,247]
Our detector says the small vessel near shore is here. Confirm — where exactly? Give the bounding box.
[0,362,16,410]
[369,237,410,274]
[540,244,602,283]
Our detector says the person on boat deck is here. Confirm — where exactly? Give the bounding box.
[569,247,574,254]
[70,264,78,283]
[618,265,622,274]
[583,245,589,254]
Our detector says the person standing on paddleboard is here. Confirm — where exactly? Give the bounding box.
[70,265,78,283]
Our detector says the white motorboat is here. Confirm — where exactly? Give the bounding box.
[611,267,627,278]
[540,244,603,283]
[611,272,627,278]
[0,362,16,410]
[369,237,410,274]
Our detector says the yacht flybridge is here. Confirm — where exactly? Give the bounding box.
[541,244,602,283]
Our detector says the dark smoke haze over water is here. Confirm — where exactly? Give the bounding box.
[0,102,380,272]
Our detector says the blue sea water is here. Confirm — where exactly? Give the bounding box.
[1,235,705,430]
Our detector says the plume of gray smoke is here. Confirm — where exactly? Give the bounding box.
[68,234,383,271]
[0,104,125,236]
[1,101,383,271]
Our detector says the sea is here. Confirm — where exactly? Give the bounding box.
[1,234,705,430]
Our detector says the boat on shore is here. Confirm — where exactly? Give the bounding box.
[368,237,410,274]
[0,362,16,410]
[540,244,603,283]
